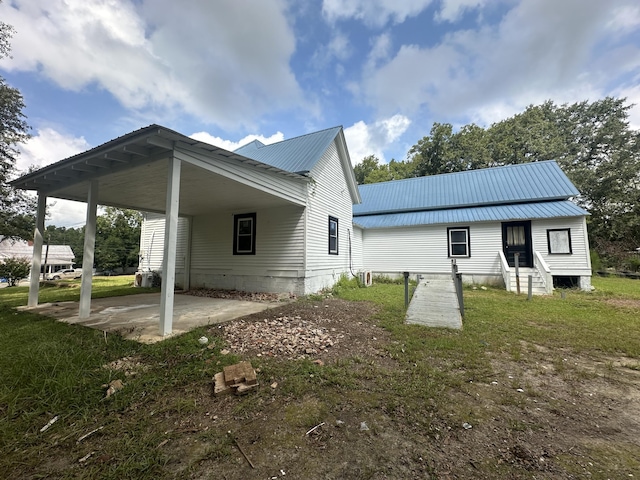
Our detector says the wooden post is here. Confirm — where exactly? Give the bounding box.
[514,253,520,295]
[403,271,410,308]
[527,274,533,300]
[456,272,464,317]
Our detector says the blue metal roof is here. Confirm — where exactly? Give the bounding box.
[234,126,342,174]
[353,161,579,216]
[353,200,588,229]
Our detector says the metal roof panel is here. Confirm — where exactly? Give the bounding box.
[353,161,579,216]
[233,126,342,173]
[353,200,588,229]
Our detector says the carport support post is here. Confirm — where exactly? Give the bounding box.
[160,155,181,336]
[27,193,47,307]
[79,180,99,318]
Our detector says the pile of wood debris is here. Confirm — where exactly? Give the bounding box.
[214,361,258,396]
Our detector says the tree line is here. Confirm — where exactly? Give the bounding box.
[355,98,640,267]
[43,207,142,273]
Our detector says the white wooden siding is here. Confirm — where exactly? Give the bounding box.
[190,204,305,277]
[362,216,591,278]
[139,213,190,272]
[531,217,591,275]
[350,226,364,272]
[363,222,502,275]
[305,140,354,276]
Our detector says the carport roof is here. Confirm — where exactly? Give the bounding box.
[10,124,306,194]
[9,124,310,215]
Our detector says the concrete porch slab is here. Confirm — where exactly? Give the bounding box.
[19,293,279,343]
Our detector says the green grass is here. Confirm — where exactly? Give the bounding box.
[0,275,160,308]
[1,275,639,478]
[592,275,640,299]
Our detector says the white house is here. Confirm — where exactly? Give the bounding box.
[10,124,591,336]
[352,161,591,293]
[0,238,75,279]
[138,139,591,295]
[136,126,361,294]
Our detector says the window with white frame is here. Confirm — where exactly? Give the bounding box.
[547,228,572,254]
[448,227,470,257]
[329,216,338,255]
[233,213,256,255]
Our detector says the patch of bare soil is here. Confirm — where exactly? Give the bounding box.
[603,298,640,310]
[212,298,389,362]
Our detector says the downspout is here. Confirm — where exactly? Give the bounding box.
[348,229,357,278]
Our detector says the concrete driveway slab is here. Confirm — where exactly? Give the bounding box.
[20,293,280,343]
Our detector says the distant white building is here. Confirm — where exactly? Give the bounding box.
[0,238,75,278]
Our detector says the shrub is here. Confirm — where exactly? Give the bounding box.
[0,257,31,287]
[590,249,602,272]
[331,273,361,295]
[627,256,640,273]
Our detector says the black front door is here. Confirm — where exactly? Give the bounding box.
[502,221,533,267]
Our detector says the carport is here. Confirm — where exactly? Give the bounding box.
[10,125,308,337]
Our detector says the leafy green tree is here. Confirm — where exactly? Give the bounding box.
[0,256,30,286]
[354,155,382,184]
[555,98,640,253]
[94,207,142,271]
[488,101,565,166]
[354,155,418,184]
[0,12,34,242]
[410,123,456,176]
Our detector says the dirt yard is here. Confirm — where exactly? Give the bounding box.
[115,297,640,479]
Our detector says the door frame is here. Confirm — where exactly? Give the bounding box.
[502,221,533,268]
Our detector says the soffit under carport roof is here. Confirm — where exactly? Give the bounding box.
[10,124,308,215]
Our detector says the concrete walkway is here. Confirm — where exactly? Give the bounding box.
[19,293,280,343]
[405,277,463,329]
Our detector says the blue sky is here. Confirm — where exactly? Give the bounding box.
[1,0,639,227]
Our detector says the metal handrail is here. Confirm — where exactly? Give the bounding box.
[451,260,464,318]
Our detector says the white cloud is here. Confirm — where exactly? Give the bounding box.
[362,0,637,126]
[310,30,353,71]
[322,0,433,27]
[365,33,393,71]
[606,4,640,36]
[46,199,93,229]
[16,128,90,173]
[14,128,93,228]
[344,114,411,164]
[0,0,305,130]
[189,131,285,152]
[435,0,490,22]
